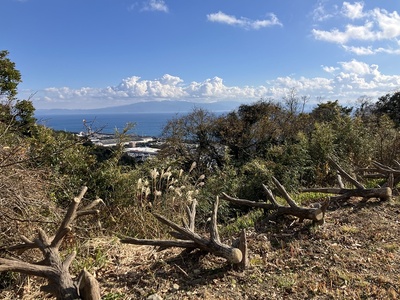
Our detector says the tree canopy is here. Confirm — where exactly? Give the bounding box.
[0,50,21,101]
[375,91,400,127]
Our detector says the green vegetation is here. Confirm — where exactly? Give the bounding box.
[1,51,400,299]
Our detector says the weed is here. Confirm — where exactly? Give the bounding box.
[271,273,297,290]
[249,257,264,267]
[73,247,108,273]
[109,162,208,238]
[221,209,263,236]
[103,292,124,300]
[71,237,119,274]
[292,192,330,206]
[340,225,359,233]
[381,243,399,252]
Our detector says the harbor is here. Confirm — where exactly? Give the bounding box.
[82,132,162,162]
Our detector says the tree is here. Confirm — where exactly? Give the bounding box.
[370,115,400,165]
[0,51,36,136]
[160,108,222,172]
[374,91,400,127]
[282,88,309,115]
[354,95,375,121]
[0,50,21,101]
[214,100,285,164]
[12,99,37,136]
[310,100,352,124]
[0,50,22,123]
[213,111,246,162]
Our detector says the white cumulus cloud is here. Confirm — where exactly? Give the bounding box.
[312,2,400,55]
[339,59,374,75]
[29,59,400,109]
[341,2,365,20]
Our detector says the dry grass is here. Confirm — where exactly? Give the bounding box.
[1,179,399,299]
[0,151,400,300]
[0,161,60,247]
[99,196,400,299]
[0,150,58,299]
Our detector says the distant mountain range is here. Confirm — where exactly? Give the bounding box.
[36,100,243,115]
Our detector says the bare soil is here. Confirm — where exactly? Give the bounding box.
[1,197,399,300]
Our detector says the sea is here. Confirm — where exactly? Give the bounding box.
[35,112,182,137]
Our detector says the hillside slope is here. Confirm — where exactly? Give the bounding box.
[1,197,399,299]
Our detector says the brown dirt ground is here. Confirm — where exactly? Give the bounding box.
[1,197,399,300]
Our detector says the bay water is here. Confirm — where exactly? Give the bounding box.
[35,112,180,137]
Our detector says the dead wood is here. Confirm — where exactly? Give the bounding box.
[328,158,365,189]
[233,229,248,271]
[221,177,329,225]
[369,161,400,192]
[0,186,102,300]
[120,197,244,265]
[301,187,391,201]
[302,159,393,202]
[77,269,101,300]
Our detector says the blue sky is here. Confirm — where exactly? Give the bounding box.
[2,0,400,109]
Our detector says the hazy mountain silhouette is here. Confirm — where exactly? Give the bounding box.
[36,100,242,115]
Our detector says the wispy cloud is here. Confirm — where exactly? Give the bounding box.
[311,1,336,22]
[312,2,400,55]
[207,11,282,30]
[342,44,400,55]
[321,65,339,73]
[140,0,168,13]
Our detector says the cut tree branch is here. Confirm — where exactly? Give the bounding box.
[120,197,244,265]
[0,186,102,300]
[221,176,329,224]
[302,159,393,202]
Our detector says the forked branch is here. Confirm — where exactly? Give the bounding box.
[222,177,329,224]
[302,159,392,202]
[0,187,102,300]
[356,161,400,194]
[120,197,244,264]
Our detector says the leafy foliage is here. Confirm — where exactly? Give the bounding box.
[1,51,400,299]
[0,50,21,101]
[374,91,400,127]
